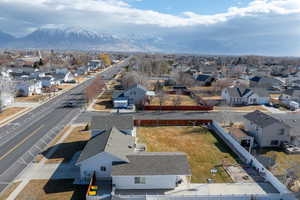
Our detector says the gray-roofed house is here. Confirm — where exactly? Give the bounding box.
[194,74,215,86]
[250,76,283,89]
[76,127,135,183]
[90,115,135,137]
[279,89,300,103]
[112,152,191,190]
[244,110,291,147]
[221,86,269,106]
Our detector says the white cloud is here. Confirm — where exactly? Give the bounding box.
[0,0,299,55]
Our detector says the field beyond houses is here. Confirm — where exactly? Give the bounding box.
[137,126,238,183]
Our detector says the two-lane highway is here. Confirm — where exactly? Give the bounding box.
[0,60,128,192]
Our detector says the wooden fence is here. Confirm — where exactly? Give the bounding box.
[143,105,214,111]
[134,119,212,126]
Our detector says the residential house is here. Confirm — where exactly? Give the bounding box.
[0,91,14,109]
[112,90,128,109]
[55,68,69,75]
[123,85,148,105]
[244,110,291,147]
[40,76,59,88]
[282,119,300,146]
[76,127,135,183]
[112,152,191,190]
[221,86,269,106]
[279,89,300,103]
[90,115,134,137]
[63,72,76,83]
[16,79,42,97]
[194,74,215,86]
[88,60,103,70]
[250,76,283,89]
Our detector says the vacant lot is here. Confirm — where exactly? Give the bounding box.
[138,126,237,183]
[215,106,268,112]
[58,84,74,90]
[15,179,87,200]
[150,95,197,106]
[93,90,113,111]
[41,125,90,163]
[0,107,26,122]
[16,95,46,102]
[0,182,21,200]
[261,150,300,177]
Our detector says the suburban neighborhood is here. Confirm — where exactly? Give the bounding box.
[0,52,300,200]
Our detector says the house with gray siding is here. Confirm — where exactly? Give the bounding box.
[244,110,291,147]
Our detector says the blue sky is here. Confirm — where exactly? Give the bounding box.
[125,0,253,15]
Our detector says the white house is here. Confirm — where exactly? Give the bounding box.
[112,152,191,190]
[16,80,42,97]
[76,127,135,183]
[222,86,269,106]
[123,84,148,105]
[0,91,14,108]
[244,110,291,147]
[63,72,76,83]
[40,76,59,88]
[90,115,134,137]
[88,60,103,70]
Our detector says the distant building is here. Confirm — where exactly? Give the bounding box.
[250,76,283,89]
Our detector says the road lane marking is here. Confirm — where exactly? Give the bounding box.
[0,125,45,161]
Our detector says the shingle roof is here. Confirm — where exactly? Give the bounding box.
[112,152,191,176]
[244,110,282,128]
[76,127,135,164]
[90,115,133,131]
[284,89,300,97]
[226,86,252,98]
[112,90,125,99]
[196,74,211,82]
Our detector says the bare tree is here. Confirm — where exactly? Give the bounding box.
[157,91,166,111]
[172,95,182,107]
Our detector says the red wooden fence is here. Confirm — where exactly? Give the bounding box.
[143,105,214,111]
[134,119,212,126]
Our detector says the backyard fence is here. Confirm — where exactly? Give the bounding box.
[143,105,214,111]
[134,119,212,126]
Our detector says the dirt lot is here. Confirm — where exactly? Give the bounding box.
[214,105,268,112]
[38,125,90,164]
[0,182,21,200]
[260,150,300,177]
[75,76,88,83]
[57,84,74,90]
[150,95,197,106]
[15,179,87,200]
[16,95,46,102]
[0,107,26,122]
[138,126,238,183]
[92,90,113,111]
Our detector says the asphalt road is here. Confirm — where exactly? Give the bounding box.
[0,60,127,193]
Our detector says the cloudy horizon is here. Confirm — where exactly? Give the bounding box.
[0,0,299,56]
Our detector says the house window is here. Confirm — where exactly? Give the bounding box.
[134,177,146,184]
[100,166,106,172]
[279,129,285,135]
[271,140,279,146]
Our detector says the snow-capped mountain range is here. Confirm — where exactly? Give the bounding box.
[0,27,167,52]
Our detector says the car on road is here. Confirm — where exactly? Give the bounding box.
[64,102,76,108]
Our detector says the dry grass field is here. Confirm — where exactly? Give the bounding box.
[92,90,113,111]
[0,107,26,122]
[150,94,197,106]
[16,95,46,102]
[138,126,238,183]
[15,179,87,200]
[214,106,268,112]
[0,182,21,200]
